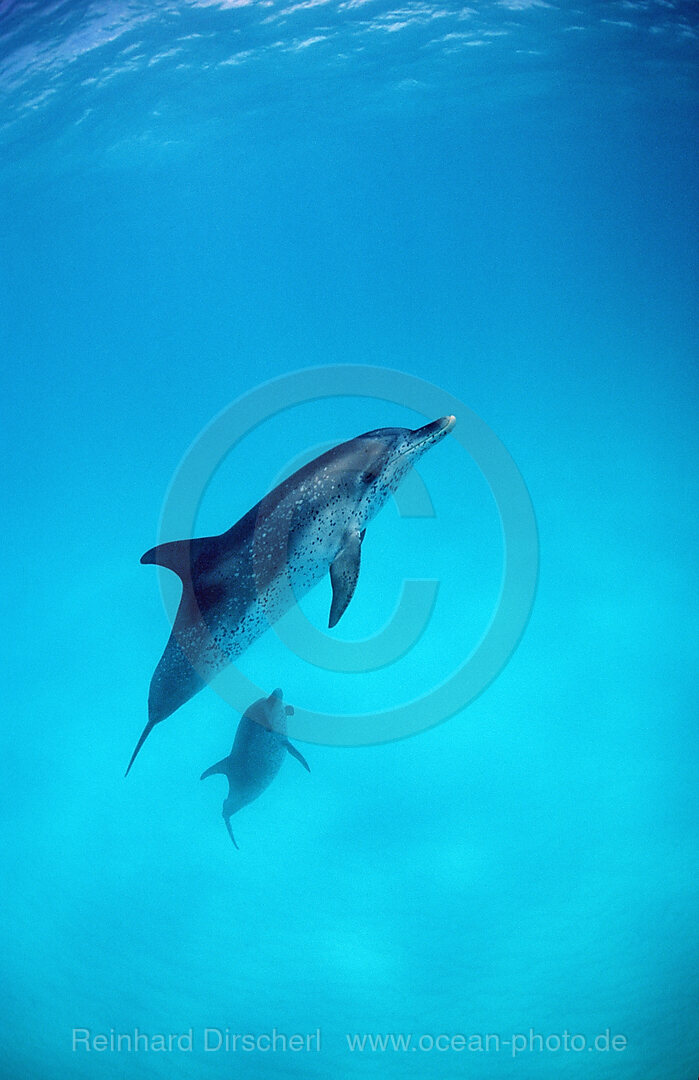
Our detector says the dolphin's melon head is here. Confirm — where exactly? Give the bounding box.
[336,416,456,523]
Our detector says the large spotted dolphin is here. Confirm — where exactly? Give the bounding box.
[126,415,456,774]
[200,688,309,849]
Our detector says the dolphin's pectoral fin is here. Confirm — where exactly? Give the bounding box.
[328,529,363,628]
[284,739,311,772]
[201,757,229,781]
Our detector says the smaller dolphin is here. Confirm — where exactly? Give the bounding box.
[201,688,310,848]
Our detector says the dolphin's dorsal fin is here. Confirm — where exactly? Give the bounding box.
[200,757,229,781]
[140,537,209,581]
[284,739,310,772]
[328,529,363,628]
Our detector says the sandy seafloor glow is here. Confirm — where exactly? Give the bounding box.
[1,1,697,1078]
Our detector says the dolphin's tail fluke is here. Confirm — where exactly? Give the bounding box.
[124,721,155,777]
[200,757,229,781]
[223,814,238,849]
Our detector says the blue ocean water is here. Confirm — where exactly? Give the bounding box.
[1,1,697,1077]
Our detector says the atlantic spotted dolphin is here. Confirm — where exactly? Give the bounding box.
[201,688,309,848]
[126,415,456,774]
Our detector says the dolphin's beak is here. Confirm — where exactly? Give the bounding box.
[407,415,456,453]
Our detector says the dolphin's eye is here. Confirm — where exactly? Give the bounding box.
[362,465,380,486]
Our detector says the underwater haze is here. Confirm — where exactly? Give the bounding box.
[1,1,698,1078]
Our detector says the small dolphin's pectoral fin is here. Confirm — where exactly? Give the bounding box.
[284,739,311,772]
[200,757,229,781]
[328,529,363,628]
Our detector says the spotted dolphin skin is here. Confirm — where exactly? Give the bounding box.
[126,415,456,774]
[200,689,309,848]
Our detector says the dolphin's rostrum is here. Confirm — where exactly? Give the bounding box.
[127,415,456,773]
[200,688,309,848]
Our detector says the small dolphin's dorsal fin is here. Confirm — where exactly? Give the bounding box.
[140,538,207,581]
[200,757,229,781]
[284,739,310,772]
[328,529,363,628]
